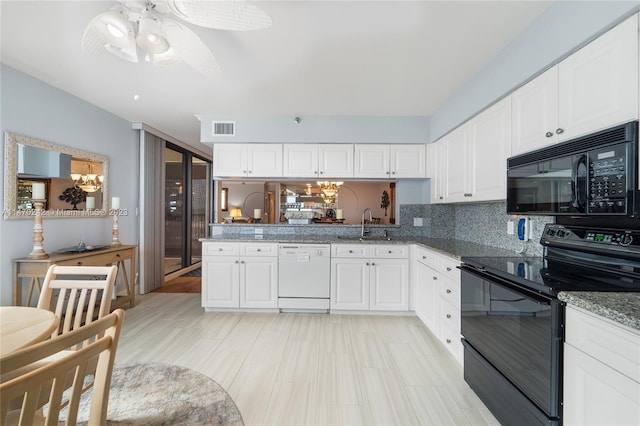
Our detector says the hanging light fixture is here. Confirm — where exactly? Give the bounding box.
[316,181,343,198]
[70,163,104,193]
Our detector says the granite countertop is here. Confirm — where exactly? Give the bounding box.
[200,235,517,260]
[558,292,640,332]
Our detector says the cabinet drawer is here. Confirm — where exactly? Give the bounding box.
[439,276,460,309]
[439,256,460,281]
[56,251,124,266]
[371,244,408,258]
[439,299,461,334]
[566,306,640,382]
[415,245,440,269]
[331,244,370,258]
[440,318,463,362]
[203,242,240,256]
[240,243,278,257]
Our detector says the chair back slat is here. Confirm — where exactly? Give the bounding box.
[0,309,124,425]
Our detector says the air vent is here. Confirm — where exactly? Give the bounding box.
[212,121,235,136]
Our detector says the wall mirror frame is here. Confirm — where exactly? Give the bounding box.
[4,132,110,219]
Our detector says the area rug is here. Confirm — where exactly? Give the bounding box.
[71,363,243,425]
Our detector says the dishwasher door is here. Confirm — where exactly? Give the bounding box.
[278,244,331,311]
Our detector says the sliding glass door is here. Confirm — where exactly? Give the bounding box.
[165,145,211,275]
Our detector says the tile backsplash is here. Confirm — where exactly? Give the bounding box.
[400,201,552,256]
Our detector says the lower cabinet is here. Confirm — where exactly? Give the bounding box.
[331,244,409,311]
[202,242,278,309]
[413,245,463,366]
[563,306,640,425]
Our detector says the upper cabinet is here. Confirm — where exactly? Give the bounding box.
[354,144,426,178]
[512,14,638,156]
[283,144,353,178]
[213,144,283,177]
[440,97,511,204]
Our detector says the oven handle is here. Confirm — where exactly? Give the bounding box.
[459,264,552,305]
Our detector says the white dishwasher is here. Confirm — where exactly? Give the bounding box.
[278,244,331,312]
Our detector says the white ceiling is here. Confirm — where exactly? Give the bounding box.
[1,1,552,151]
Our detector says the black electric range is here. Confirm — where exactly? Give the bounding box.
[462,224,640,297]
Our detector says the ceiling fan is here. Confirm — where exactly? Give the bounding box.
[81,0,272,78]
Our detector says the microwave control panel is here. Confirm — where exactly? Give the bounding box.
[588,144,628,214]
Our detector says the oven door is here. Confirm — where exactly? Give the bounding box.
[460,266,563,423]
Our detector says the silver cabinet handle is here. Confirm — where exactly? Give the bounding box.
[545,131,554,138]
[388,250,392,254]
[446,314,451,319]
[432,276,437,280]
[371,262,375,266]
[349,250,353,253]
[446,289,452,294]
[439,196,443,200]
[422,255,426,259]
[446,267,451,271]
[556,128,564,134]
[366,262,369,266]
[446,339,452,344]
[218,248,223,251]
[256,248,261,252]
[235,260,239,264]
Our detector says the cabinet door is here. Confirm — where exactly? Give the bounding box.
[511,66,559,155]
[202,256,239,308]
[471,96,512,202]
[354,145,390,178]
[390,145,426,178]
[213,144,247,177]
[564,344,640,426]
[247,144,283,177]
[427,141,446,203]
[283,144,318,177]
[558,14,638,141]
[240,257,278,308]
[330,258,369,310]
[444,126,472,203]
[415,261,439,331]
[369,258,408,311]
[318,144,354,178]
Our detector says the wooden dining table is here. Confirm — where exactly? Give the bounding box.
[0,306,58,356]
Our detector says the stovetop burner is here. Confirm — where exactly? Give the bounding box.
[462,224,640,297]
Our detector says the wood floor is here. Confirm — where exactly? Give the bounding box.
[116,293,500,426]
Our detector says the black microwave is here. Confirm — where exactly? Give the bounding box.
[507,121,639,217]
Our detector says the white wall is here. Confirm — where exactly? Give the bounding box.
[0,64,138,305]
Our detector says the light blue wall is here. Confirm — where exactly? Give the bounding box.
[430,0,640,142]
[201,115,430,144]
[0,64,138,306]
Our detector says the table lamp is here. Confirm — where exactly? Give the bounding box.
[229,207,242,222]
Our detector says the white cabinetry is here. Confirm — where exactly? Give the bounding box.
[427,141,446,203]
[354,145,426,178]
[564,306,640,426]
[283,144,354,178]
[441,96,511,203]
[213,144,283,177]
[202,242,278,310]
[512,15,638,156]
[331,244,409,311]
[412,245,463,366]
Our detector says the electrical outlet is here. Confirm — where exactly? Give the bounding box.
[507,221,515,235]
[413,218,423,227]
[254,228,263,234]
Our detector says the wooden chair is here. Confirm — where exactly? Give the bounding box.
[0,309,125,425]
[37,265,118,338]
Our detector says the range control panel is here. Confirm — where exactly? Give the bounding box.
[541,224,638,251]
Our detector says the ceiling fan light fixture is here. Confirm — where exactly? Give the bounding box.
[136,16,169,54]
[105,33,138,62]
[92,8,131,48]
[152,47,181,65]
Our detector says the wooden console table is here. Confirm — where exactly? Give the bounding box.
[12,245,136,309]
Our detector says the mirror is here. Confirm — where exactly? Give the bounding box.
[217,180,395,225]
[4,132,109,219]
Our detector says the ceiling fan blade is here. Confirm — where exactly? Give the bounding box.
[161,19,221,78]
[166,0,272,31]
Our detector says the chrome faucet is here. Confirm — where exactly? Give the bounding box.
[361,208,373,237]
